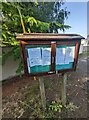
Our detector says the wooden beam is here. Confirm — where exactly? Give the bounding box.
[39,77,46,111]
[61,73,67,105]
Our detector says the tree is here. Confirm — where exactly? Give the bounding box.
[2,1,71,74]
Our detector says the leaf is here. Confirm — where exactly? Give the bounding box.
[2,33,6,39]
[28,17,38,26]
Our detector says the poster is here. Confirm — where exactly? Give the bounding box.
[27,48,42,67]
[42,48,51,66]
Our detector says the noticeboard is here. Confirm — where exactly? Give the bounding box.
[16,33,84,76]
[56,45,75,70]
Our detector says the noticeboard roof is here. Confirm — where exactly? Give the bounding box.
[16,33,85,41]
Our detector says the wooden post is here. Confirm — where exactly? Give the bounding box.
[39,77,46,111]
[61,73,67,105]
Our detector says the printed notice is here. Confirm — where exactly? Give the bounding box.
[56,48,65,65]
[56,46,75,65]
[65,46,75,63]
[42,48,51,66]
[27,48,41,67]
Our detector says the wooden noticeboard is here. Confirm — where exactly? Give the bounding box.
[16,33,84,76]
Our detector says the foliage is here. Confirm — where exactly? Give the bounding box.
[48,101,63,112]
[2,2,71,75]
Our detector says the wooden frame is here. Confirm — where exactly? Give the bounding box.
[16,33,84,76]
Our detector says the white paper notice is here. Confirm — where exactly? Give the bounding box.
[56,46,75,65]
[56,48,65,65]
[42,48,51,66]
[65,46,75,63]
[27,48,41,67]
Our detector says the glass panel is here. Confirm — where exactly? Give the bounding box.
[26,45,51,73]
[56,45,75,70]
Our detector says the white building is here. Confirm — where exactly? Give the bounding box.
[79,35,89,53]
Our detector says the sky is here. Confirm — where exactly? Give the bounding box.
[59,2,87,38]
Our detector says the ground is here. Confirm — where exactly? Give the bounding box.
[1,54,89,119]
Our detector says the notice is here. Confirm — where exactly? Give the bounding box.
[27,48,41,67]
[56,46,75,65]
[65,46,75,63]
[42,48,51,66]
[56,48,65,65]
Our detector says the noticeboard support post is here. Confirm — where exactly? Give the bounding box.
[61,73,67,105]
[39,73,67,111]
[39,77,46,111]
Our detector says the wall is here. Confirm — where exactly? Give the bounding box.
[1,47,20,81]
[81,37,89,52]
